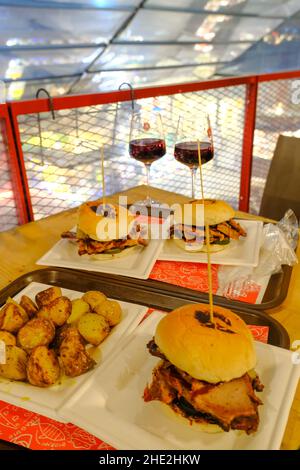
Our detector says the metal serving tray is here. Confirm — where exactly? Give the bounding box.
[0,268,290,349]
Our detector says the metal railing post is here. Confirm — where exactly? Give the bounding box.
[0,105,30,225]
[239,77,258,212]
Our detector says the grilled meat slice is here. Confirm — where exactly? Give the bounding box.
[228,219,247,237]
[171,218,246,245]
[62,231,148,256]
[144,361,262,434]
[61,231,77,239]
[216,222,240,240]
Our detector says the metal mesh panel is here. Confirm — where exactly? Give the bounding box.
[0,118,19,231]
[17,85,246,220]
[250,78,300,214]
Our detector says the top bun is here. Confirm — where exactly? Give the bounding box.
[155,303,256,384]
[77,199,136,241]
[174,199,235,227]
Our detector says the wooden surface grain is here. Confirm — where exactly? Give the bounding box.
[0,185,299,450]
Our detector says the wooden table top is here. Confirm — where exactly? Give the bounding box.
[0,185,299,450]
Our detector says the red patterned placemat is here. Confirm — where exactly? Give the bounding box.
[150,261,219,293]
[0,402,113,450]
[150,261,263,304]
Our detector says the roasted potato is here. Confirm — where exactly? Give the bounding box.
[0,299,28,333]
[0,331,16,346]
[37,296,71,326]
[27,346,60,387]
[78,313,110,346]
[59,326,95,377]
[20,295,38,318]
[0,345,28,381]
[18,318,55,352]
[67,299,90,324]
[35,286,62,309]
[94,300,122,327]
[82,291,107,311]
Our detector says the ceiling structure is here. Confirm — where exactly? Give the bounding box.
[1,0,300,100]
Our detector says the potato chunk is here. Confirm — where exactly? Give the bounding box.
[82,291,107,311]
[59,327,95,377]
[37,296,71,326]
[0,345,28,381]
[94,300,122,327]
[0,331,16,346]
[18,318,55,352]
[67,299,90,324]
[78,313,110,346]
[35,287,62,308]
[27,346,60,387]
[20,295,38,318]
[0,299,28,333]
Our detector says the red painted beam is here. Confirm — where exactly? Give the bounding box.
[0,104,30,224]
[239,78,258,212]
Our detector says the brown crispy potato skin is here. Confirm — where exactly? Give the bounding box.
[0,330,16,346]
[27,346,60,387]
[18,318,55,352]
[35,287,62,309]
[82,291,107,311]
[59,327,95,377]
[20,295,38,318]
[78,313,110,346]
[0,345,28,380]
[0,302,28,333]
[94,300,122,327]
[37,296,71,326]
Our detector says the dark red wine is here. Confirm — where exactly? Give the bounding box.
[129,138,166,164]
[174,141,213,168]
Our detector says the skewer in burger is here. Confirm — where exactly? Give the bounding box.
[170,199,246,252]
[144,304,264,434]
[61,199,148,258]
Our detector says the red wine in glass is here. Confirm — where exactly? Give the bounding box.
[174,141,214,168]
[129,138,166,165]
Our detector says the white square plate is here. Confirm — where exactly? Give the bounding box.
[37,237,163,280]
[0,282,147,421]
[159,220,263,267]
[60,311,300,450]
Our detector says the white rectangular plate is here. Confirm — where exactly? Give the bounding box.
[60,311,300,450]
[37,237,163,279]
[159,220,263,267]
[0,282,147,422]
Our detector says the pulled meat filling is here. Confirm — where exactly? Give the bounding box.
[61,231,148,256]
[170,218,246,244]
[144,340,263,434]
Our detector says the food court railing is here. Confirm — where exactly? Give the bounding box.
[0,104,28,229]
[2,70,300,230]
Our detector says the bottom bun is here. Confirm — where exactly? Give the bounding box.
[86,245,143,260]
[173,237,228,253]
[160,402,223,434]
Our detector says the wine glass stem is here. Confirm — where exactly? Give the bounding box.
[191,167,197,199]
[145,163,151,203]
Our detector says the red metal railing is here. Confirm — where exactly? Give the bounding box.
[0,104,29,225]
[1,69,300,228]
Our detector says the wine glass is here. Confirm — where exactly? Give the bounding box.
[129,110,166,206]
[174,114,214,199]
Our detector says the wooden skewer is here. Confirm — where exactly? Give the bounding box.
[197,140,214,324]
[101,145,106,208]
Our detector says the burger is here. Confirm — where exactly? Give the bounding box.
[61,199,148,258]
[170,199,247,253]
[143,304,264,434]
